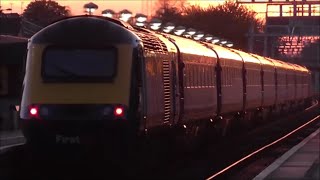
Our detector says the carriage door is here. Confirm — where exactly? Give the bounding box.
[170,53,180,124]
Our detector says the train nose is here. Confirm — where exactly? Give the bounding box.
[23,104,127,121]
[21,104,131,146]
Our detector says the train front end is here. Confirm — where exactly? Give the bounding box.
[19,16,141,148]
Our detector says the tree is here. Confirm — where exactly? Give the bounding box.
[154,0,188,23]
[185,1,264,50]
[154,0,188,12]
[22,0,70,27]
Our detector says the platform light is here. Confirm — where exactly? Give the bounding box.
[86,8,96,14]
[101,9,115,18]
[163,22,175,33]
[135,22,145,27]
[186,28,196,36]
[193,31,204,40]
[135,13,148,23]
[204,34,213,41]
[163,28,171,33]
[84,2,98,15]
[212,37,220,44]
[226,41,234,47]
[183,28,196,38]
[119,9,132,22]
[220,39,228,45]
[174,26,186,36]
[135,14,147,27]
[195,31,204,38]
[193,36,201,40]
[149,18,162,31]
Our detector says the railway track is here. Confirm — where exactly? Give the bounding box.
[138,102,320,179]
[207,114,320,180]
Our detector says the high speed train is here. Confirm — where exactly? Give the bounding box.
[19,15,314,149]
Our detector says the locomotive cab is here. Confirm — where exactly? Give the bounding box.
[20,16,143,147]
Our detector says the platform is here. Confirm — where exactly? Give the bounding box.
[254,128,320,179]
[0,130,24,151]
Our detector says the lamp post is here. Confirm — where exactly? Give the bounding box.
[204,34,213,42]
[173,26,186,36]
[95,8,235,50]
[119,9,133,23]
[149,18,162,31]
[220,39,228,45]
[193,31,204,41]
[226,41,234,47]
[212,37,220,44]
[102,9,115,18]
[84,2,98,15]
[184,28,196,38]
[135,13,147,27]
[162,22,175,33]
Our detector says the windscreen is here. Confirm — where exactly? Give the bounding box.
[42,47,117,82]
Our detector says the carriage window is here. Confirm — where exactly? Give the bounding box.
[202,66,205,87]
[42,47,117,82]
[185,64,189,87]
[196,64,201,88]
[205,66,208,87]
[195,65,198,87]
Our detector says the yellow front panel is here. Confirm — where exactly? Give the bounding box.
[22,44,133,107]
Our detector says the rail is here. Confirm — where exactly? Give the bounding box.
[206,100,319,179]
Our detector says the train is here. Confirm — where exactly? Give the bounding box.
[19,15,315,150]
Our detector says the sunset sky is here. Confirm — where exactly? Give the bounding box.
[0,0,272,19]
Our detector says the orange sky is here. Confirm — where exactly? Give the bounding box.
[0,0,267,19]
